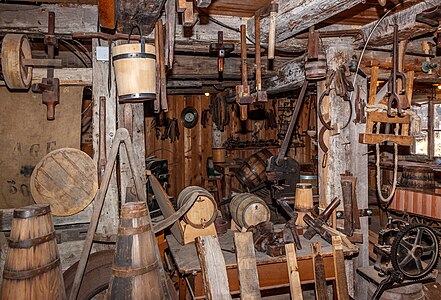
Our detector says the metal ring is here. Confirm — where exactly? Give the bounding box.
[112,52,156,61]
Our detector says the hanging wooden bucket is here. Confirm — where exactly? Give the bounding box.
[235,149,272,190]
[1,34,33,90]
[177,186,217,229]
[400,166,435,189]
[305,54,327,81]
[112,42,156,103]
[1,204,66,300]
[294,183,314,228]
[108,201,164,299]
[229,193,270,229]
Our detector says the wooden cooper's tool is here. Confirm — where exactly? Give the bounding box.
[312,242,329,300]
[236,24,254,120]
[285,243,303,300]
[303,197,340,243]
[332,236,350,300]
[254,14,267,102]
[209,31,234,81]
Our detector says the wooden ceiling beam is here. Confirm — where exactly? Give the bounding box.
[0,4,97,34]
[360,0,440,45]
[263,58,304,94]
[250,0,363,43]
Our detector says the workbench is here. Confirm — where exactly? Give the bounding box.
[167,229,358,299]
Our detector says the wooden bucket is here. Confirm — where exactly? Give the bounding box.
[229,193,270,229]
[294,183,313,228]
[177,186,217,229]
[108,201,164,299]
[212,147,226,163]
[112,42,156,103]
[1,204,65,300]
[235,149,272,190]
[400,166,435,189]
[300,173,318,195]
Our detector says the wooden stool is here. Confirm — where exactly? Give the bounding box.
[202,176,223,204]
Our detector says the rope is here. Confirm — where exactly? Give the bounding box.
[375,123,399,205]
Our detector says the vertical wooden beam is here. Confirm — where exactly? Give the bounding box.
[285,243,303,300]
[234,232,261,300]
[311,242,328,300]
[196,235,232,300]
[177,0,186,12]
[332,236,350,300]
[183,1,194,27]
[368,66,378,105]
[92,38,119,238]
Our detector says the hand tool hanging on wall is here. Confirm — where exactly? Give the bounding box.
[236,24,255,120]
[254,14,267,102]
[156,19,168,112]
[211,95,230,131]
[31,12,60,121]
[386,24,407,116]
[340,172,360,237]
[98,96,107,185]
[209,31,234,81]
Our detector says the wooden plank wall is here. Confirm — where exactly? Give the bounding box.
[145,94,317,201]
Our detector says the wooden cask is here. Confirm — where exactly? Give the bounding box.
[235,149,272,191]
[1,34,32,90]
[294,183,313,228]
[230,193,270,229]
[400,166,435,189]
[112,43,156,103]
[1,204,65,300]
[108,201,164,300]
[177,186,217,229]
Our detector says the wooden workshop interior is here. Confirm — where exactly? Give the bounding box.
[1,0,441,299]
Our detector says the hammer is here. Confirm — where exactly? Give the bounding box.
[236,24,254,120]
[303,197,340,243]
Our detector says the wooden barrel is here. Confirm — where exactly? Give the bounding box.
[400,166,435,189]
[235,149,272,190]
[229,193,270,229]
[112,43,156,103]
[212,147,226,163]
[300,173,318,195]
[1,204,65,300]
[177,186,217,229]
[294,183,313,228]
[1,34,32,90]
[108,201,164,299]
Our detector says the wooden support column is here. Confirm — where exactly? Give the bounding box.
[92,39,119,238]
[317,39,368,298]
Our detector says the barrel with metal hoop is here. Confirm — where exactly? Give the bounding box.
[1,204,65,300]
[112,29,156,103]
[294,183,314,228]
[300,173,318,195]
[177,186,217,229]
[229,193,270,229]
[305,53,327,81]
[108,201,164,299]
[235,149,272,191]
[400,165,435,189]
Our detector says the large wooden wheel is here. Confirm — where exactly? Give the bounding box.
[1,34,33,89]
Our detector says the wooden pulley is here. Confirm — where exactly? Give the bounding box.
[1,34,33,89]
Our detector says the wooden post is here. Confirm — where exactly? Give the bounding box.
[195,235,232,300]
[317,39,368,298]
[92,38,119,239]
[234,232,261,300]
[285,243,303,300]
[311,242,328,300]
[332,236,350,300]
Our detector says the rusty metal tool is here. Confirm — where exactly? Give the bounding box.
[254,14,267,102]
[236,24,254,120]
[98,96,106,185]
[279,200,302,250]
[353,84,366,124]
[31,12,60,120]
[386,24,407,116]
[303,197,340,243]
[209,31,234,81]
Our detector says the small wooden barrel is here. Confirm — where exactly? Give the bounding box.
[108,201,164,300]
[112,43,156,103]
[1,204,65,300]
[305,54,327,81]
[294,183,314,228]
[1,34,32,90]
[212,147,226,163]
[235,149,272,190]
[230,193,270,229]
[177,186,217,229]
[400,166,435,189]
[300,173,318,195]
